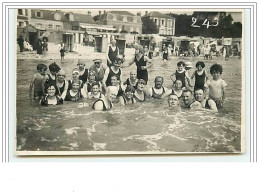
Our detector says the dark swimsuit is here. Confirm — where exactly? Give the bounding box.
[45,74,56,87]
[194,70,206,91]
[133,92,146,102]
[92,99,112,111]
[79,69,88,84]
[40,96,63,106]
[134,55,148,83]
[106,67,121,87]
[122,95,134,105]
[65,90,81,101]
[151,87,165,99]
[170,89,183,98]
[107,46,119,67]
[175,70,186,87]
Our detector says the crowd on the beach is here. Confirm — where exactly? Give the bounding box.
[28,39,227,112]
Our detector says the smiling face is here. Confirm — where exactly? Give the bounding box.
[177,64,184,72]
[47,86,56,97]
[92,84,99,95]
[57,73,66,82]
[94,62,101,68]
[194,89,204,102]
[110,76,118,86]
[130,71,137,80]
[168,95,179,107]
[72,82,80,91]
[154,77,163,89]
[72,70,80,80]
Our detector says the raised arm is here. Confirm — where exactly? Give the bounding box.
[29,74,36,99]
[106,45,112,64]
[102,68,110,93]
[60,81,68,100]
[128,56,135,67]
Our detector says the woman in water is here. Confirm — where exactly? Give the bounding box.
[133,79,147,102]
[119,85,136,105]
[40,84,63,106]
[88,81,105,99]
[92,86,118,111]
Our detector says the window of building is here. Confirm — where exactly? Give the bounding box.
[48,24,53,29]
[69,14,74,21]
[161,19,164,26]
[127,16,133,22]
[54,13,61,20]
[117,15,123,21]
[154,18,158,25]
[123,16,127,22]
[35,11,43,18]
[39,31,44,36]
[18,9,23,15]
[37,23,43,28]
[168,19,171,27]
[18,22,24,27]
[56,25,61,30]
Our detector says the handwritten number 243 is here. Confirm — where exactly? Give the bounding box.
[191,17,218,28]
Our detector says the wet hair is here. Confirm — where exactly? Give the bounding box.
[173,79,182,85]
[125,85,135,93]
[44,83,59,95]
[37,63,47,71]
[92,81,100,88]
[155,76,164,82]
[182,89,193,96]
[177,61,185,67]
[49,62,61,72]
[210,63,223,74]
[196,61,205,68]
[111,75,119,81]
[194,88,204,94]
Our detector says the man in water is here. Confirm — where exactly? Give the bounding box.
[182,89,201,109]
[147,76,168,99]
[194,88,218,112]
[89,59,106,82]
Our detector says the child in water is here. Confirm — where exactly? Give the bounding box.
[170,61,192,88]
[29,63,48,100]
[43,62,61,94]
[204,63,227,109]
[191,61,209,91]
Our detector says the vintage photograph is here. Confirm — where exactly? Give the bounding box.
[15,8,244,154]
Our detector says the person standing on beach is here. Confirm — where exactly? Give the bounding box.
[59,41,65,60]
[36,39,43,58]
[17,35,24,52]
[42,38,48,58]
[128,45,152,84]
[106,39,119,67]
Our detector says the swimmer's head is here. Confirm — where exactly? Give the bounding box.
[194,88,205,102]
[72,68,80,80]
[37,64,47,75]
[113,56,124,67]
[110,75,119,86]
[111,39,116,45]
[196,61,205,69]
[185,61,193,70]
[174,79,183,90]
[182,89,194,105]
[49,62,61,73]
[44,84,59,96]
[57,69,66,81]
[125,85,135,99]
[107,86,118,102]
[210,63,223,75]
[177,61,185,71]
[71,80,80,91]
[168,94,179,107]
[136,79,146,91]
[77,59,85,69]
[92,81,100,95]
[154,76,164,89]
[130,69,137,80]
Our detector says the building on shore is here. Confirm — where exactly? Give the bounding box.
[98,11,142,34]
[141,11,176,36]
[16,9,118,52]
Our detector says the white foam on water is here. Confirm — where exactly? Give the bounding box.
[65,127,80,135]
[40,137,58,142]
[93,143,107,150]
[69,142,79,150]
[85,120,108,137]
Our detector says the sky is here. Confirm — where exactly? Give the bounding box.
[52,9,242,23]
